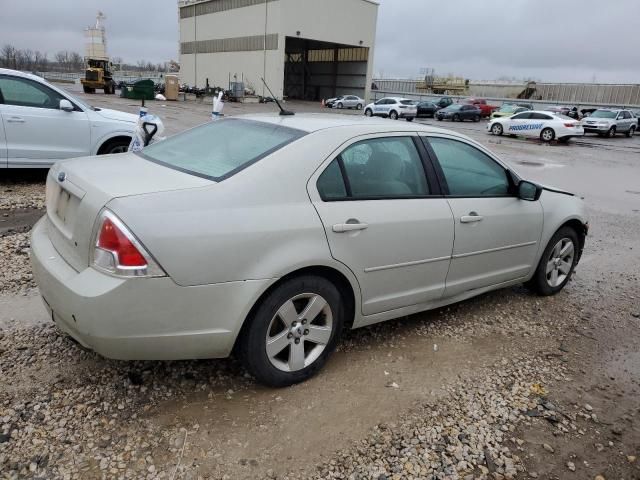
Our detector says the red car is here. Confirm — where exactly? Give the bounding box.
[463,98,498,117]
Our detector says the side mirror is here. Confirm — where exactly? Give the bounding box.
[59,99,74,112]
[518,180,542,201]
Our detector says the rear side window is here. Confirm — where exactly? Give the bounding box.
[428,137,510,197]
[317,137,429,200]
[139,119,305,181]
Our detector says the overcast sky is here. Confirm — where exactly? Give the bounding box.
[2,0,639,83]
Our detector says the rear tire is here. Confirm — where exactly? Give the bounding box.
[474,114,480,122]
[626,126,635,138]
[389,110,399,120]
[406,117,414,122]
[540,128,555,142]
[356,103,363,110]
[526,227,579,296]
[453,114,460,122]
[239,275,344,387]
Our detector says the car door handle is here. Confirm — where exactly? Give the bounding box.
[460,212,484,223]
[7,116,25,123]
[332,221,369,233]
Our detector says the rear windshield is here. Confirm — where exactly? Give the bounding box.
[400,100,414,105]
[590,110,617,119]
[138,118,306,181]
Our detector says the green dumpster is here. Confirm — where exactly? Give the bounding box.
[120,79,155,100]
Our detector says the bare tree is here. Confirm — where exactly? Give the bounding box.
[1,44,18,69]
[69,51,83,71]
[34,51,48,71]
[18,49,35,70]
[54,51,69,71]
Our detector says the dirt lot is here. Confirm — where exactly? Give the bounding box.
[1,86,639,480]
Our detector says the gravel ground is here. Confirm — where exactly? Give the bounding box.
[0,182,45,212]
[0,232,35,295]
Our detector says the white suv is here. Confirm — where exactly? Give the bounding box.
[0,68,138,168]
[581,108,637,137]
[364,97,417,121]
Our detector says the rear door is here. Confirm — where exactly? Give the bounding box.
[0,74,90,167]
[620,111,634,132]
[309,134,454,316]
[422,135,543,297]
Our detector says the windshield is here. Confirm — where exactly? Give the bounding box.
[590,110,617,119]
[499,104,519,113]
[139,119,306,181]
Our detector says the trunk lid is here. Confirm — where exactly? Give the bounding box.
[46,153,212,272]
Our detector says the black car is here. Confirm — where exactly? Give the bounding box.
[435,96,453,109]
[436,104,481,122]
[415,101,439,118]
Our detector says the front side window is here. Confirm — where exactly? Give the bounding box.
[140,119,305,181]
[316,137,429,200]
[0,76,65,109]
[511,112,532,120]
[427,137,510,197]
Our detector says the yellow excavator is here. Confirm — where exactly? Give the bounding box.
[80,58,116,94]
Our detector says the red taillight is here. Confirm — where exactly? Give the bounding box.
[97,218,147,267]
[92,210,165,278]
[564,123,576,128]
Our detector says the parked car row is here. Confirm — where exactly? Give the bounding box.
[325,95,365,109]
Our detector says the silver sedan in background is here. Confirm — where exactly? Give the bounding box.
[31,114,588,387]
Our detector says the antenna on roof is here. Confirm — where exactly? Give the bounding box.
[261,77,294,116]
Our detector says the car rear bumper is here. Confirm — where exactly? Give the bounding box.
[30,217,271,360]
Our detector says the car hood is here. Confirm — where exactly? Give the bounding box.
[582,117,613,123]
[93,108,138,124]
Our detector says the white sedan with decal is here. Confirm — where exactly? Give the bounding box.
[488,110,584,142]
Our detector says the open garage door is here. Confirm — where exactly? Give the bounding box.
[284,37,369,101]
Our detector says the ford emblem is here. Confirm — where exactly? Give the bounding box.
[58,172,66,182]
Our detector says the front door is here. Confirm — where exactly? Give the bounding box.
[309,134,454,316]
[373,99,392,116]
[423,135,543,297]
[0,75,90,167]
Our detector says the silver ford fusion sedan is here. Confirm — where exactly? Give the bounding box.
[31,114,589,387]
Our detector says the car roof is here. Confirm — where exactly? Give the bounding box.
[238,112,452,134]
[0,68,44,82]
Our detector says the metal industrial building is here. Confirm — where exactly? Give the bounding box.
[178,0,379,101]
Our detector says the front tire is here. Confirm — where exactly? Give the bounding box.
[337,102,343,109]
[99,138,131,155]
[491,123,503,136]
[526,227,579,296]
[364,108,373,117]
[389,110,399,120]
[541,127,555,142]
[607,126,616,138]
[239,275,344,387]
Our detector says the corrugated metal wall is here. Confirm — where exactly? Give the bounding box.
[181,34,278,54]
[180,0,276,19]
[372,79,640,106]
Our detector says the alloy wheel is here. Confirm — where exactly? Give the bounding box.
[545,238,575,287]
[265,293,333,372]
[491,123,503,135]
